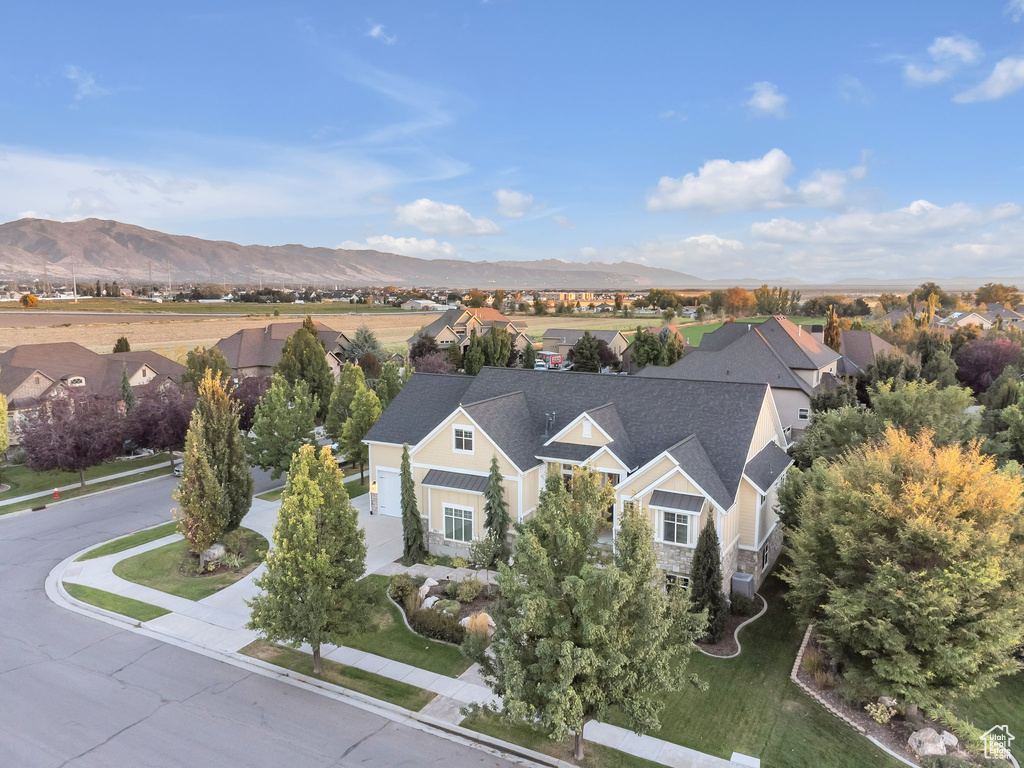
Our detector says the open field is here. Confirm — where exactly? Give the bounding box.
[0,298,406,315]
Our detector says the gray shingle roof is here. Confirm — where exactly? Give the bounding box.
[696,317,839,371]
[422,469,489,494]
[538,442,601,462]
[649,490,703,512]
[365,373,475,446]
[463,391,537,471]
[665,435,733,509]
[542,329,623,345]
[744,441,792,492]
[838,329,897,373]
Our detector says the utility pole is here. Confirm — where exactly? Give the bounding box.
[166,259,171,296]
[71,254,78,302]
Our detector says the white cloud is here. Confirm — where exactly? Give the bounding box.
[494,188,534,218]
[1006,0,1024,22]
[797,170,849,208]
[367,23,396,45]
[64,65,110,101]
[339,234,461,260]
[553,215,577,230]
[746,81,787,117]
[395,198,500,236]
[838,75,871,104]
[955,56,1024,102]
[903,35,982,86]
[574,234,746,274]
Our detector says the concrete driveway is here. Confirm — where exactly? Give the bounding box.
[352,493,403,574]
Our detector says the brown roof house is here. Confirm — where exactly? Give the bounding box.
[408,308,531,356]
[216,321,353,379]
[0,342,185,444]
[836,329,901,376]
[541,328,630,363]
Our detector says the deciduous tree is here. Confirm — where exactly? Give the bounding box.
[823,305,841,352]
[413,352,454,374]
[173,415,229,568]
[276,326,333,419]
[464,330,485,376]
[325,362,365,443]
[230,375,271,432]
[182,346,231,390]
[630,327,663,369]
[127,387,195,473]
[956,338,1023,393]
[248,444,367,674]
[193,370,253,531]
[409,333,439,362]
[341,383,382,484]
[249,374,317,479]
[374,361,403,409]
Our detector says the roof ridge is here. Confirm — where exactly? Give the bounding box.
[461,389,526,408]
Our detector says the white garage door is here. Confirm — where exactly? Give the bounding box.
[376,468,401,517]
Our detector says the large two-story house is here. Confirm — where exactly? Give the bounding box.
[365,367,791,592]
[408,308,532,357]
[541,328,630,363]
[216,321,353,380]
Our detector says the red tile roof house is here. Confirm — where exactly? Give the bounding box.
[216,321,353,380]
[0,342,186,445]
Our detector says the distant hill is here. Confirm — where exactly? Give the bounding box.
[0,218,716,289]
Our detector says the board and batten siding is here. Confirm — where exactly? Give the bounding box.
[555,418,611,447]
[746,390,786,460]
[427,488,486,540]
[415,411,519,477]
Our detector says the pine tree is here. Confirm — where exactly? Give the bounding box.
[112,336,131,353]
[374,361,403,409]
[346,325,385,362]
[248,374,317,479]
[447,342,464,372]
[690,516,728,643]
[173,413,229,569]
[570,331,601,372]
[341,383,382,484]
[823,304,841,352]
[325,362,365,443]
[483,454,510,564]
[521,343,536,369]
[120,366,135,411]
[193,370,253,531]
[400,444,426,564]
[248,444,367,674]
[464,330,485,376]
[276,326,333,419]
[182,346,231,390]
[301,314,322,346]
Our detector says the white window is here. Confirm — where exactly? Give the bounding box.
[797,407,810,421]
[666,573,690,593]
[68,376,86,387]
[581,421,592,439]
[453,426,474,453]
[444,505,473,542]
[759,493,767,507]
[141,368,148,379]
[762,545,770,569]
[662,511,691,546]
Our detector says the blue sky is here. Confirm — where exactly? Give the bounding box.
[2,2,1023,281]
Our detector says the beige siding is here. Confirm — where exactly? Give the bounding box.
[435,326,460,345]
[771,389,812,434]
[619,456,677,498]
[369,443,404,474]
[556,419,611,447]
[415,411,518,476]
[757,483,780,548]
[737,479,759,548]
[721,500,740,549]
[426,488,485,539]
[521,466,541,518]
[746,392,786,460]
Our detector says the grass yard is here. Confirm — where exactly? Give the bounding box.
[76,522,179,561]
[241,639,434,711]
[63,582,169,622]
[604,575,904,768]
[956,670,1024,750]
[113,527,268,601]
[462,712,663,768]
[342,575,472,677]
[0,467,171,516]
[257,477,369,504]
[0,452,172,501]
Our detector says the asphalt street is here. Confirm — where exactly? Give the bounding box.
[0,470,518,768]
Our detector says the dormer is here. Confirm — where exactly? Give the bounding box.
[544,410,613,448]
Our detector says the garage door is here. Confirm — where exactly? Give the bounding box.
[376,468,401,517]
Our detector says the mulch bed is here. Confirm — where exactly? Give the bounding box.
[696,595,766,657]
[426,580,499,620]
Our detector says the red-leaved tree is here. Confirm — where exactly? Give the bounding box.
[412,352,453,374]
[955,338,1022,393]
[230,376,271,432]
[127,387,196,472]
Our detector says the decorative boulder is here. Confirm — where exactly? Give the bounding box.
[422,596,439,610]
[909,728,946,757]
[878,696,897,708]
[202,543,226,563]
[417,577,438,602]
[940,731,958,749]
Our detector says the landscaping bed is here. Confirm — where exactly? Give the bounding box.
[112,527,268,601]
[388,571,498,650]
[696,594,765,657]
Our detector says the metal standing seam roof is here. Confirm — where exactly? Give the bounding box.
[649,490,704,512]
[744,441,793,492]
[421,469,490,494]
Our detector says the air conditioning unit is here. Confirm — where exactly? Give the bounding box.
[731,572,754,600]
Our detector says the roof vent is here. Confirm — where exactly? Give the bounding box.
[543,411,557,437]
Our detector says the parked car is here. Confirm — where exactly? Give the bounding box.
[173,463,183,477]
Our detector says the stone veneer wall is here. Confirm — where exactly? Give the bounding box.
[737,524,785,589]
[654,541,696,577]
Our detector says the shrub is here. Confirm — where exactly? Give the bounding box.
[219,552,244,569]
[466,611,490,635]
[801,646,826,675]
[451,556,469,569]
[403,590,423,614]
[410,608,465,644]
[469,534,503,569]
[389,573,417,604]
[920,757,976,768]
[864,702,896,724]
[456,577,484,602]
[222,529,250,559]
[434,599,460,616]
[444,580,459,597]
[813,669,837,691]
[730,593,757,617]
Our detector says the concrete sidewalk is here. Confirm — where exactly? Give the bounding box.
[0,456,176,508]
[58,499,748,768]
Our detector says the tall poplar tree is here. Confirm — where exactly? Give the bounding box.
[374,361,403,409]
[823,304,841,352]
[400,444,426,564]
[120,366,135,411]
[248,374,317,479]
[464,330,485,376]
[249,445,367,674]
[341,383,382,484]
[325,362,365,442]
[194,370,253,531]
[173,413,229,568]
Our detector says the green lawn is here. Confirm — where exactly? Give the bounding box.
[342,575,472,677]
[463,712,663,768]
[241,639,434,711]
[604,575,904,767]
[679,316,826,348]
[956,670,1024,750]
[0,452,172,501]
[113,528,269,601]
[257,477,369,504]
[63,582,170,622]
[76,522,179,561]
[0,467,171,516]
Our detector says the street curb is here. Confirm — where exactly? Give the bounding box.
[47,539,571,768]
[0,471,174,521]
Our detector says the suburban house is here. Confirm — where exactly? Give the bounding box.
[365,367,791,591]
[541,329,630,363]
[407,308,532,356]
[836,329,901,376]
[216,321,353,380]
[933,311,992,331]
[0,342,185,443]
[980,308,1024,329]
[638,317,842,437]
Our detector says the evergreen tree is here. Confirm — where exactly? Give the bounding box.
[301,314,322,345]
[248,444,367,674]
[341,383,382,484]
[447,343,464,372]
[920,350,958,388]
[630,327,664,369]
[346,325,385,362]
[823,304,841,352]
[464,330,485,376]
[0,393,8,483]
[95,279,102,297]
[482,326,512,368]
[112,336,131,353]
[324,362,365,442]
[182,346,231,390]
[193,370,253,531]
[659,327,684,365]
[248,374,317,479]
[521,343,536,369]
[400,444,426,564]
[120,366,135,411]
[483,455,511,564]
[689,516,728,643]
[173,413,229,569]
[276,326,333,419]
[570,331,601,373]
[374,361,403,409]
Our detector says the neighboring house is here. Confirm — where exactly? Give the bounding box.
[402,299,448,311]
[0,342,185,444]
[980,308,1024,329]
[934,311,992,331]
[407,308,531,356]
[216,321,353,379]
[365,367,791,591]
[638,316,842,436]
[836,329,900,376]
[541,329,630,363]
